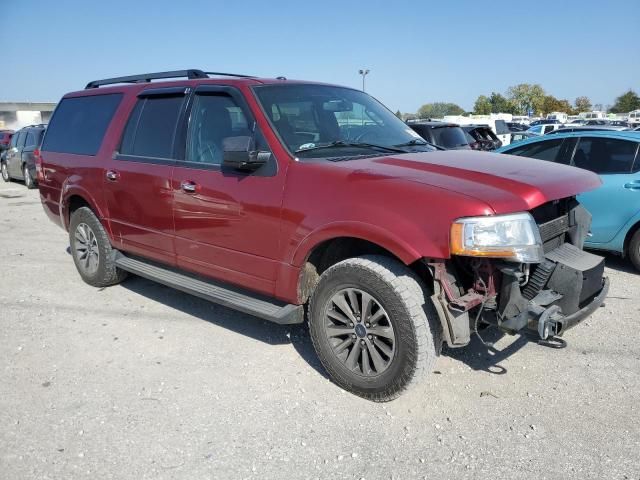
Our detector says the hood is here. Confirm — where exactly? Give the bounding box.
[332,150,601,213]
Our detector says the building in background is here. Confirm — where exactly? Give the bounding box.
[0,102,57,129]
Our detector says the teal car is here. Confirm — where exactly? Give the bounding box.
[497,131,640,270]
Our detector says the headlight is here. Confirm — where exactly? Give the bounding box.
[450,212,544,263]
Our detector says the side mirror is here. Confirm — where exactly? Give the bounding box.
[222,136,270,172]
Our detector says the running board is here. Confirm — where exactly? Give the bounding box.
[114,253,304,325]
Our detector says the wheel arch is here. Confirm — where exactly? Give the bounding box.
[294,229,435,304]
[61,186,106,232]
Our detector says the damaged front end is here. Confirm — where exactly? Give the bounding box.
[430,197,609,347]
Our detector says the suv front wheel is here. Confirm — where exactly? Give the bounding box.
[69,207,128,287]
[309,255,441,401]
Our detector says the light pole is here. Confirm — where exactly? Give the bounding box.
[358,69,370,92]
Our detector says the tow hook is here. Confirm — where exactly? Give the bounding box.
[537,305,563,340]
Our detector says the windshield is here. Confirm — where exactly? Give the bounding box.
[253,84,435,158]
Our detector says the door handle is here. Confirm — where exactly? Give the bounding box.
[624,182,640,190]
[105,170,119,181]
[181,181,198,193]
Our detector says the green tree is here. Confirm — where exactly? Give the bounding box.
[473,95,491,115]
[540,95,575,116]
[507,83,546,115]
[488,92,516,114]
[574,96,592,113]
[417,102,465,119]
[609,90,640,113]
[395,110,403,119]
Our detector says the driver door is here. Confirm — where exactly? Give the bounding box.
[171,86,286,296]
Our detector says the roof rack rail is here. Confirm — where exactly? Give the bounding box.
[85,69,256,89]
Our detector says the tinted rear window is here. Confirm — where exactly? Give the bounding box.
[42,94,123,155]
[431,127,468,148]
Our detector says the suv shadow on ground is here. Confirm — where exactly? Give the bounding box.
[120,275,329,378]
[122,271,550,379]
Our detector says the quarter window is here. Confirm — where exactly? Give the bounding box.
[120,95,185,159]
[572,137,637,174]
[42,94,123,155]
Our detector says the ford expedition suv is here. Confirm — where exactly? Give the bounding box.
[38,69,609,401]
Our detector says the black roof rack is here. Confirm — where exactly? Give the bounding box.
[85,69,255,89]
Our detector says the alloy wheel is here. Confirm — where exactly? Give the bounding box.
[323,288,396,376]
[74,223,100,275]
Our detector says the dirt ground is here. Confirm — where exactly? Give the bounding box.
[1,181,639,480]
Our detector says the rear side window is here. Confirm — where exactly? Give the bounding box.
[120,95,185,159]
[25,131,37,148]
[572,137,638,174]
[506,138,564,162]
[16,131,27,148]
[431,127,468,148]
[42,94,122,155]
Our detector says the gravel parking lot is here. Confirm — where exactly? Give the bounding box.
[1,181,639,480]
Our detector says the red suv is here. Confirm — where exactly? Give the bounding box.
[38,69,608,400]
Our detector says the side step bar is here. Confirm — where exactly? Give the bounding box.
[114,253,304,325]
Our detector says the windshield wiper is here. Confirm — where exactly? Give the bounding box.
[295,140,408,154]
[393,138,444,150]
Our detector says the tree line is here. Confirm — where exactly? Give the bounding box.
[405,85,640,119]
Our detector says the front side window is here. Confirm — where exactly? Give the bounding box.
[120,95,185,159]
[254,84,434,158]
[572,137,637,174]
[186,94,251,165]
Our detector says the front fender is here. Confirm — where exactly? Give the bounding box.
[290,220,441,267]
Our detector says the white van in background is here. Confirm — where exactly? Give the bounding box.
[581,111,607,120]
[546,112,568,123]
[628,110,640,127]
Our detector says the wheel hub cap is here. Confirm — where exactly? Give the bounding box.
[324,287,396,377]
[74,223,100,275]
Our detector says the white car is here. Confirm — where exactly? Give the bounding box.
[526,124,562,135]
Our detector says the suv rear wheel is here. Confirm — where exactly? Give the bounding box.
[1,162,9,182]
[69,207,128,287]
[23,165,36,189]
[308,255,441,401]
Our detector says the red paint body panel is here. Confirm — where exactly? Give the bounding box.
[38,77,602,306]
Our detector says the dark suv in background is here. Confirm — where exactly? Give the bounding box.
[1,124,46,188]
[407,121,470,149]
[462,125,502,151]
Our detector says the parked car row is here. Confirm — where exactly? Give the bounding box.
[0,124,46,189]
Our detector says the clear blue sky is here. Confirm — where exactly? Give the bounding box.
[1,0,638,112]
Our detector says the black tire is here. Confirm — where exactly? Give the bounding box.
[628,229,640,272]
[1,162,9,182]
[308,255,441,401]
[23,164,36,189]
[69,207,128,287]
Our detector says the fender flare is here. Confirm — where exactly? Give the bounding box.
[60,182,107,232]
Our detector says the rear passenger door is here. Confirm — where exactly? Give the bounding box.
[103,87,188,265]
[570,137,640,244]
[20,130,38,179]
